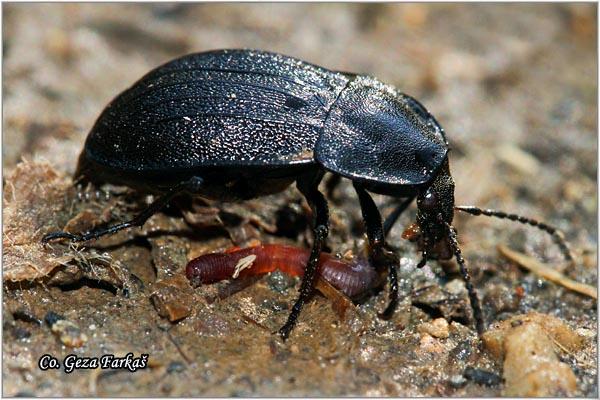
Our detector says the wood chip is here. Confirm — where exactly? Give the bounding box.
[315,278,355,319]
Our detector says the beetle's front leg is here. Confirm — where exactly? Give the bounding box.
[353,183,399,319]
[278,171,329,340]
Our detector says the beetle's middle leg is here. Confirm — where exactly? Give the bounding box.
[42,176,204,243]
[354,183,400,319]
[278,171,329,340]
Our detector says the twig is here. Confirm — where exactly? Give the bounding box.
[497,245,597,299]
[551,337,595,369]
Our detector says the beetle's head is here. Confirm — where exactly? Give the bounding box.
[404,158,455,262]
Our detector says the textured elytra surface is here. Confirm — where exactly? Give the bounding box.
[317,76,448,187]
[86,49,349,171]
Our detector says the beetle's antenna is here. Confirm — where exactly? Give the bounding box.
[444,221,484,335]
[455,206,574,264]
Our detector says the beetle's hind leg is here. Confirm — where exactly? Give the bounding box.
[278,171,329,340]
[354,183,400,319]
[41,176,204,244]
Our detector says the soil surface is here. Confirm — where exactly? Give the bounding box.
[2,3,597,397]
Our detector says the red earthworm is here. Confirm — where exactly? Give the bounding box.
[185,244,379,298]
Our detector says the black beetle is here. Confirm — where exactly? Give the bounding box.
[43,49,573,339]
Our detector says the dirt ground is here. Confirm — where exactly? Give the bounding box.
[2,3,597,397]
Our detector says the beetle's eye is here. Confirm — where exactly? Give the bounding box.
[420,191,438,211]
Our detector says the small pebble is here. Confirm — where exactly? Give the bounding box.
[483,284,519,315]
[44,311,63,326]
[482,312,584,359]
[502,322,576,396]
[12,326,31,340]
[482,312,580,397]
[266,270,296,293]
[449,321,470,336]
[444,279,466,295]
[166,361,186,374]
[418,318,450,339]
[150,275,192,322]
[575,327,595,339]
[463,366,502,387]
[448,374,467,388]
[418,333,445,353]
[449,340,473,362]
[44,312,87,348]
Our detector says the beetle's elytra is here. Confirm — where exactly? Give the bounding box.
[43,49,573,340]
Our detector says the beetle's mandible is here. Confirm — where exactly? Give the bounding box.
[42,49,574,339]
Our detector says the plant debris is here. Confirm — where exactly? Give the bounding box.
[498,245,597,299]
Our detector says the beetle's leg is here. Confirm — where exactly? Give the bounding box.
[41,177,204,243]
[383,194,417,236]
[353,183,399,319]
[443,220,484,335]
[278,171,328,340]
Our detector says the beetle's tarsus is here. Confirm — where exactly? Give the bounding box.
[41,231,80,243]
[377,261,399,319]
[278,172,329,339]
[278,311,297,341]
